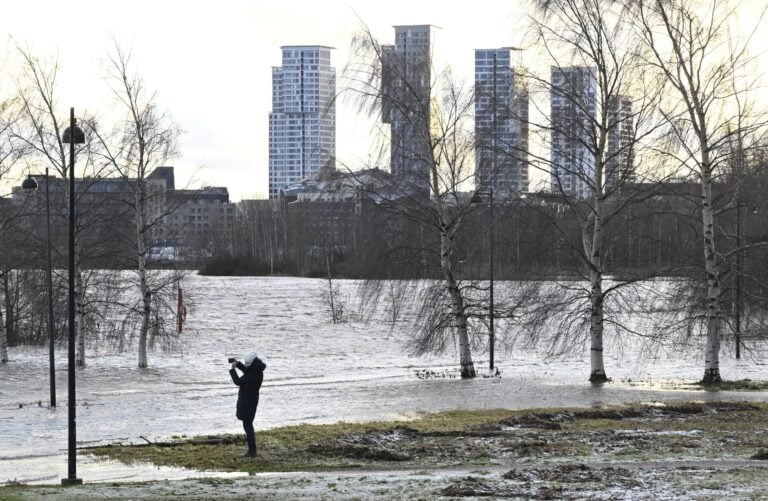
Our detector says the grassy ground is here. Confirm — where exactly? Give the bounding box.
[3,400,768,499]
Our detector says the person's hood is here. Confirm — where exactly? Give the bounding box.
[243,352,258,368]
[251,358,267,371]
[243,352,267,371]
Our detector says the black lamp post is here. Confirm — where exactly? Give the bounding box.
[61,108,85,486]
[471,188,495,370]
[22,171,56,408]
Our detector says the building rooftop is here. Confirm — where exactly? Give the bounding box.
[280,45,335,50]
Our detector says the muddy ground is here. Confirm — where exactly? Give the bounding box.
[3,401,768,499]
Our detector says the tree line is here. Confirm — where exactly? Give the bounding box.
[207,0,768,384]
[4,0,768,386]
[0,42,183,368]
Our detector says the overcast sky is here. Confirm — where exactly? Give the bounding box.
[2,0,766,201]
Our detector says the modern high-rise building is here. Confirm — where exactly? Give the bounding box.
[550,66,596,199]
[606,95,634,191]
[381,25,432,193]
[269,46,336,199]
[474,48,529,194]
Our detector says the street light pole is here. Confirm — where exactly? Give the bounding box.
[62,107,84,486]
[44,168,56,407]
[21,171,56,407]
[735,200,742,360]
[471,189,495,370]
[488,187,494,371]
[489,54,496,371]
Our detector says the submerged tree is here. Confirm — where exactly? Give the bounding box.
[521,0,667,382]
[89,42,183,368]
[344,25,481,377]
[0,89,25,362]
[11,47,109,366]
[632,0,767,384]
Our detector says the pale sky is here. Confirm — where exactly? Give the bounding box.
[2,0,766,201]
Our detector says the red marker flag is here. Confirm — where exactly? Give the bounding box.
[177,287,187,333]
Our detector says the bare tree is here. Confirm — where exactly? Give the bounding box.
[720,117,768,361]
[0,91,25,362]
[11,46,109,366]
[521,0,668,382]
[89,42,183,368]
[344,25,480,377]
[632,0,767,384]
[323,248,346,324]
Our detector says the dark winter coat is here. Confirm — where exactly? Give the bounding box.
[229,359,266,421]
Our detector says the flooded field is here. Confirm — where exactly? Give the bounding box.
[1,275,767,484]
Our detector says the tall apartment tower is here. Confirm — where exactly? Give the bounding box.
[550,66,596,199]
[474,49,529,194]
[605,95,634,191]
[269,46,336,199]
[381,25,432,193]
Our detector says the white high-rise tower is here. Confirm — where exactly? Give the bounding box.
[381,25,432,194]
[269,46,336,199]
[474,48,529,194]
[606,95,634,191]
[550,66,596,199]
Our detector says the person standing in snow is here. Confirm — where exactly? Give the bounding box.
[229,352,266,457]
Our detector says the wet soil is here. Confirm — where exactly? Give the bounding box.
[303,401,765,469]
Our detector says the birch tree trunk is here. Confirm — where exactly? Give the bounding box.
[0,306,8,363]
[526,0,665,383]
[346,24,478,376]
[440,226,476,379]
[701,164,722,384]
[1,274,9,362]
[588,110,608,383]
[89,43,183,368]
[631,0,745,384]
[137,191,151,369]
[587,204,608,383]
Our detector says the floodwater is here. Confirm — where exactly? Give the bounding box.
[1,276,766,484]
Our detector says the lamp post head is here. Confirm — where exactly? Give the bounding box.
[471,189,494,204]
[62,124,85,144]
[22,176,39,191]
[470,191,485,204]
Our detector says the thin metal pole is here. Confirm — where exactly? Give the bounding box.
[735,201,742,360]
[488,52,496,372]
[489,187,495,371]
[45,168,56,408]
[62,107,81,485]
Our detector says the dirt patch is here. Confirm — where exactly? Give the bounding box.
[513,438,554,457]
[500,412,573,430]
[438,476,553,498]
[576,408,645,420]
[439,476,499,497]
[308,427,415,461]
[313,400,766,464]
[500,402,761,427]
[641,402,758,416]
[503,463,640,487]
[439,464,642,499]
